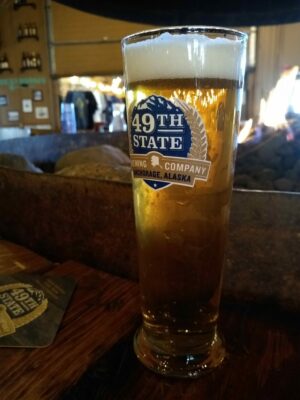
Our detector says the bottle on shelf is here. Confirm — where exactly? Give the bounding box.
[21,52,27,69]
[18,23,39,41]
[3,54,9,69]
[31,52,37,68]
[13,0,37,10]
[36,53,41,69]
[23,23,29,37]
[26,52,32,68]
[20,52,41,71]
[17,24,23,40]
[0,54,12,72]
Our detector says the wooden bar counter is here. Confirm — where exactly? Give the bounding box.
[0,240,299,400]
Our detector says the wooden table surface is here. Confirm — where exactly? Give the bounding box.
[0,240,299,400]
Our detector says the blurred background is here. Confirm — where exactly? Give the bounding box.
[0,0,300,192]
[0,1,299,133]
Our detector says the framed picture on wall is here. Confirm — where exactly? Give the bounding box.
[35,106,49,119]
[32,89,43,102]
[22,99,33,113]
[0,95,8,106]
[7,111,19,122]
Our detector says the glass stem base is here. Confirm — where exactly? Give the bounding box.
[134,325,226,378]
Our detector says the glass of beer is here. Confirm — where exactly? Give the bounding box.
[122,26,247,378]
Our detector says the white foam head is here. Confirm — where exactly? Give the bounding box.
[123,30,247,84]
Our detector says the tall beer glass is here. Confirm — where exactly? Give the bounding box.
[122,26,247,377]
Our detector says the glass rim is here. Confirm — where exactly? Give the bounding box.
[122,26,247,46]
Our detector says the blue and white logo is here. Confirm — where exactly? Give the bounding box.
[130,95,209,190]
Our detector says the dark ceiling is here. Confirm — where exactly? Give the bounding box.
[55,0,300,26]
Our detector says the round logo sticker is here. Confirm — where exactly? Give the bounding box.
[0,283,48,337]
[130,95,211,190]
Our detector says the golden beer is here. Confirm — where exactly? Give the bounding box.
[122,28,247,377]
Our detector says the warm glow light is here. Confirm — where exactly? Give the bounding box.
[259,66,299,128]
[136,90,146,103]
[97,81,124,96]
[78,77,97,89]
[112,76,122,88]
[238,118,253,143]
[63,76,125,97]
[69,75,79,85]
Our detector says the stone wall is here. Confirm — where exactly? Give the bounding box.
[234,122,300,192]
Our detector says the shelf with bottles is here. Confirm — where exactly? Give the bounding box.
[13,0,36,10]
[17,24,39,41]
[20,52,42,72]
[0,54,13,73]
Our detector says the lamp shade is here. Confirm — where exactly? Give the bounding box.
[54,0,300,26]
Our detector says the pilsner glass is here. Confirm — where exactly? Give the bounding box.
[122,26,247,378]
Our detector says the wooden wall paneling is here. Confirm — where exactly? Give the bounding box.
[0,1,56,129]
[0,6,19,126]
[51,2,155,42]
[48,2,156,128]
[51,1,155,77]
[54,43,123,76]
